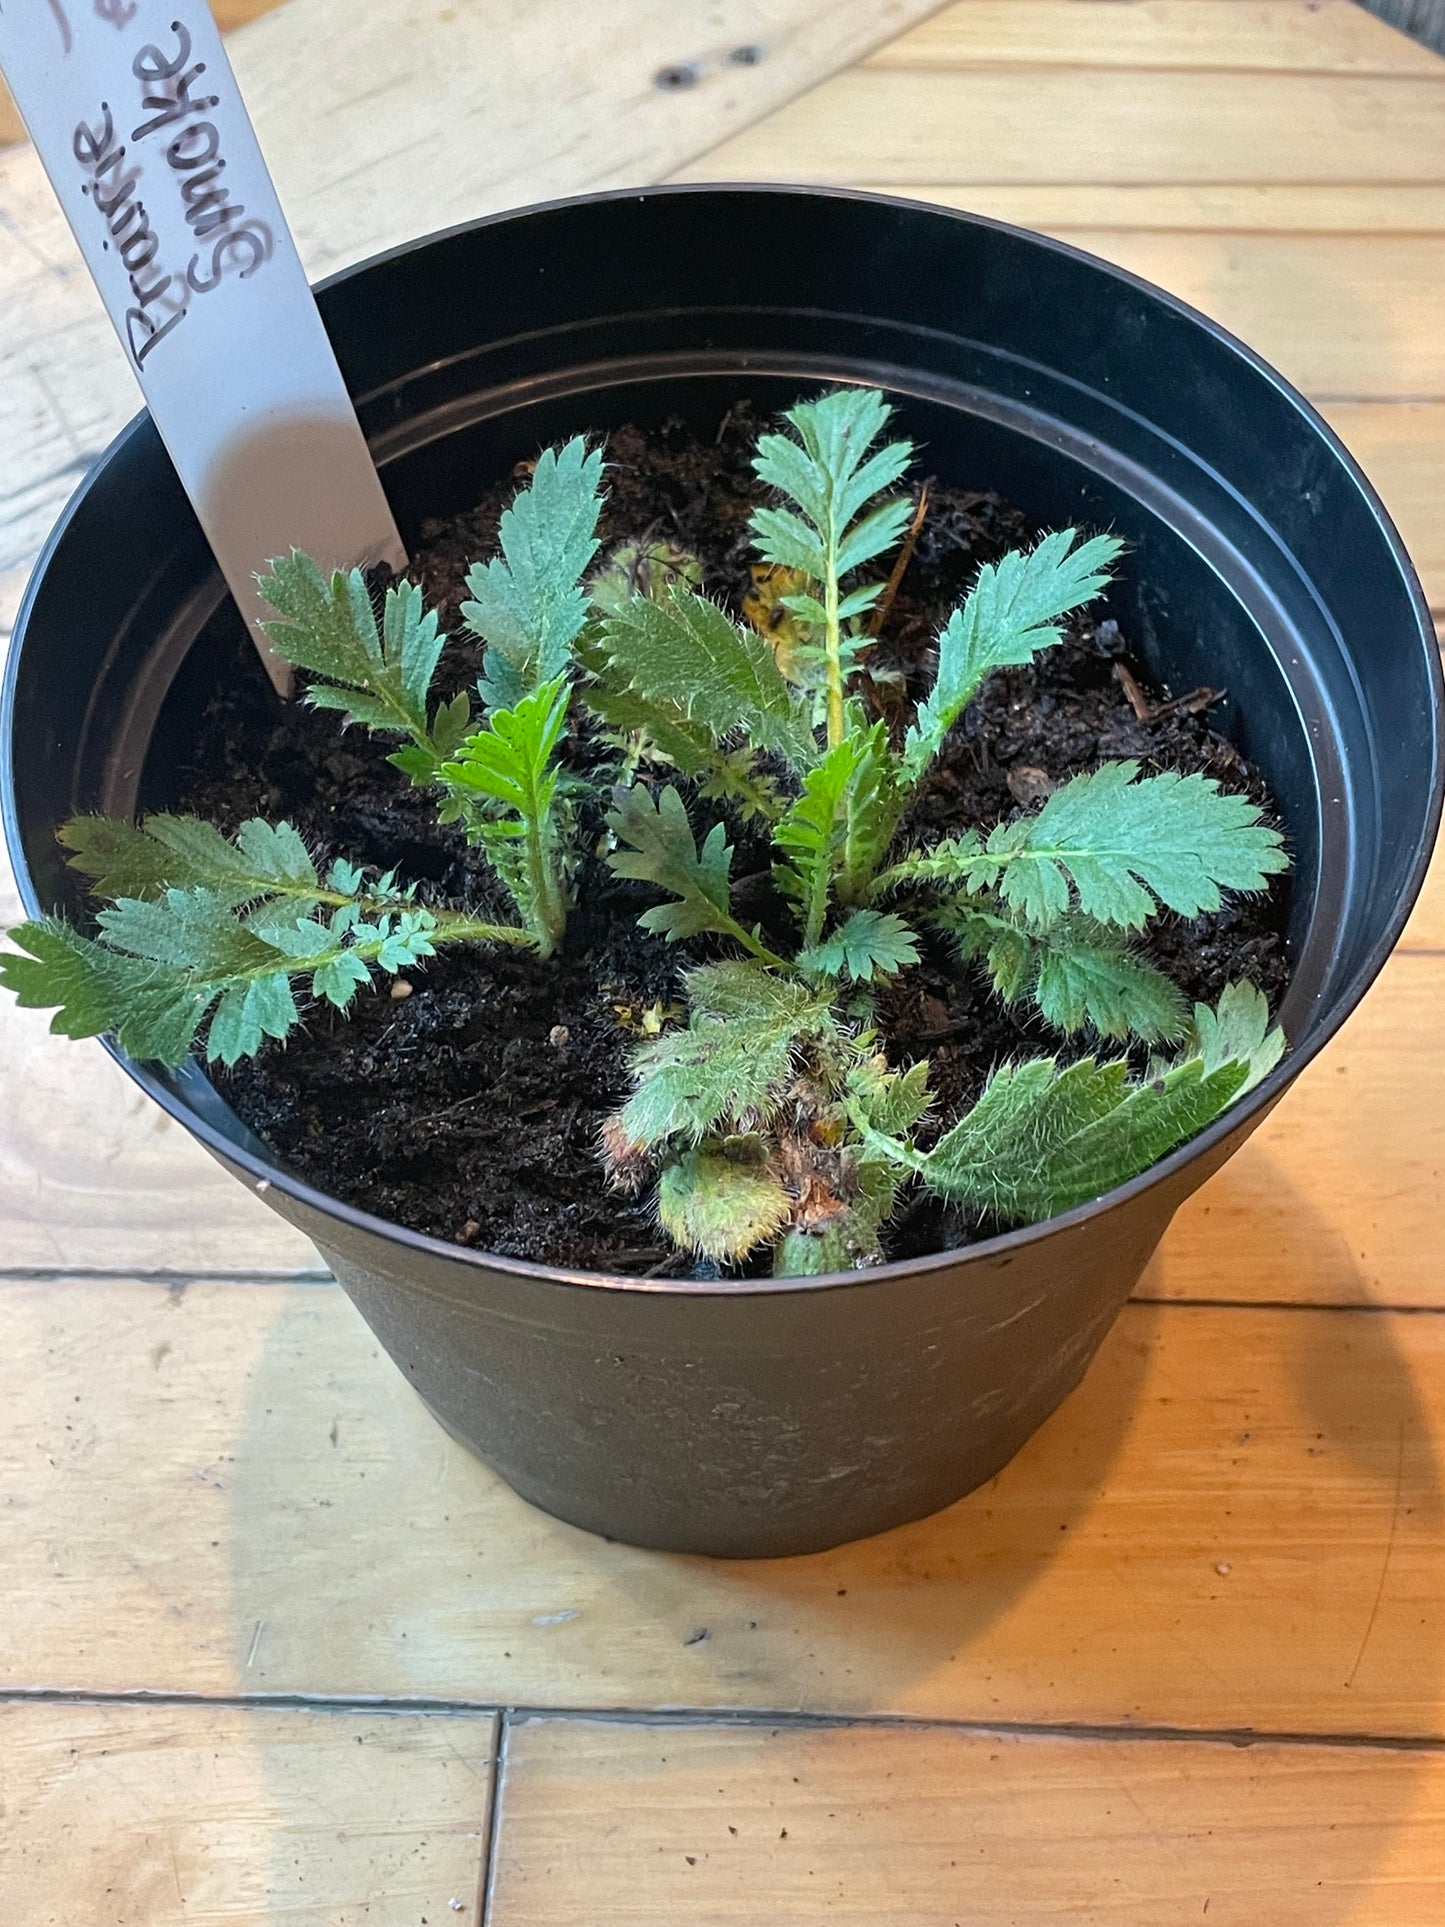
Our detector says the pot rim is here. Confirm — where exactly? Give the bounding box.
[5,181,1441,1298]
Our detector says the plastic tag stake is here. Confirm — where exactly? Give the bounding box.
[0,1,407,691]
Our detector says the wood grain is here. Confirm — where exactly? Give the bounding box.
[0,0,290,148]
[0,1701,496,1926]
[490,1718,1445,1926]
[934,231,1445,399]
[0,0,948,646]
[0,996,321,1274]
[4,1278,1444,1733]
[868,0,1445,74]
[862,181,1445,231]
[1320,401,1445,607]
[678,68,1445,184]
[1146,952,1445,1306]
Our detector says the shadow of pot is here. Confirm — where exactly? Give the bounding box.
[4,188,1440,1555]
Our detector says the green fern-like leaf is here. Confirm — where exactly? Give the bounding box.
[867,831,988,902]
[861,1041,1255,1226]
[901,530,1122,784]
[771,736,865,946]
[751,389,913,579]
[798,908,920,985]
[845,1055,932,1137]
[2,889,526,1067]
[937,901,1188,1043]
[977,760,1288,928]
[750,387,914,749]
[931,1054,1245,1220]
[1,887,438,1069]
[836,718,905,904]
[1190,979,1284,1091]
[0,916,217,1064]
[605,785,785,963]
[440,676,572,954]
[2,814,531,1067]
[463,438,605,705]
[58,813,319,905]
[619,962,831,1147]
[574,631,784,823]
[595,588,815,771]
[259,556,457,779]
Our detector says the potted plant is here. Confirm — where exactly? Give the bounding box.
[2,187,1439,1556]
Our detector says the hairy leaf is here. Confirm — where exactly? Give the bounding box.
[799,908,920,985]
[657,1148,791,1262]
[606,784,744,947]
[620,964,830,1147]
[902,530,1122,783]
[576,632,784,823]
[596,588,815,770]
[752,389,913,571]
[867,831,987,902]
[260,556,453,764]
[939,902,1188,1043]
[441,676,572,953]
[1191,978,1284,1091]
[845,1055,932,1137]
[59,813,318,904]
[750,388,914,745]
[443,676,568,822]
[837,719,904,904]
[978,760,1289,929]
[463,438,606,701]
[871,1049,1253,1224]
[0,917,213,1064]
[772,736,862,944]
[1,853,529,1068]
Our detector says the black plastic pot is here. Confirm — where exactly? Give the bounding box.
[5,187,1441,1556]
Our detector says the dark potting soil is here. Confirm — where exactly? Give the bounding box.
[145,405,1291,1275]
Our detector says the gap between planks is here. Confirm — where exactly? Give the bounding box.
[3,1689,1445,1753]
[484,1715,1445,1927]
[4,1287,1443,1730]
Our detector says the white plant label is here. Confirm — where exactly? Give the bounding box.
[0,0,406,692]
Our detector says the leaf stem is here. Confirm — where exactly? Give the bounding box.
[523,817,566,960]
[823,550,845,752]
[720,914,793,973]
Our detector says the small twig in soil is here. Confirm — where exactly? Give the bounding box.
[1149,684,1225,723]
[1113,660,1224,726]
[1112,660,1153,721]
[867,482,930,638]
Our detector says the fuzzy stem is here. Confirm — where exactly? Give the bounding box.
[823,554,845,752]
[277,912,534,982]
[718,914,793,973]
[187,910,535,1003]
[524,816,567,960]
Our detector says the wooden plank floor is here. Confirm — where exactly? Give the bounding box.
[2,0,1445,1920]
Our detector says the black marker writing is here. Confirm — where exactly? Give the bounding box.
[73,102,187,367]
[46,0,73,54]
[130,21,274,293]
